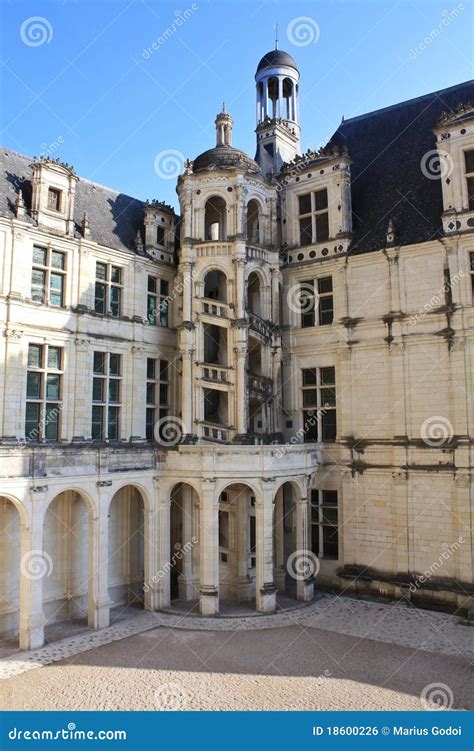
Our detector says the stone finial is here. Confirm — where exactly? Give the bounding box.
[15,189,26,217]
[386,218,396,244]
[135,229,144,251]
[82,211,91,238]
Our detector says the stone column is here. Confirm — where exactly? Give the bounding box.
[19,494,46,650]
[199,479,219,615]
[274,486,286,590]
[143,501,159,611]
[234,344,248,436]
[295,487,314,602]
[180,345,195,439]
[234,256,246,319]
[156,483,171,608]
[180,260,193,322]
[255,481,277,612]
[88,486,112,629]
[178,485,196,600]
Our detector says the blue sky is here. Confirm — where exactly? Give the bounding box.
[1,0,472,209]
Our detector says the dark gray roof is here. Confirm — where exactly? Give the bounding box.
[192,145,260,173]
[256,49,298,75]
[0,148,157,255]
[327,81,474,254]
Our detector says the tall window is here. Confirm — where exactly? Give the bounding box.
[298,189,329,246]
[47,187,61,211]
[302,367,336,442]
[25,343,63,441]
[157,226,165,246]
[311,490,338,559]
[301,277,334,327]
[146,358,169,440]
[147,276,169,326]
[91,352,121,440]
[465,150,474,210]
[94,262,122,318]
[31,246,66,307]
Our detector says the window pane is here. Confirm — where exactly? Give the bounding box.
[314,188,328,211]
[159,360,169,380]
[148,276,157,293]
[302,389,317,407]
[45,404,60,441]
[322,525,338,558]
[320,367,335,385]
[92,378,104,402]
[465,150,474,174]
[299,216,312,246]
[321,388,336,407]
[47,347,60,370]
[159,298,169,327]
[321,507,338,524]
[46,374,60,399]
[159,384,168,405]
[146,383,155,405]
[91,405,103,440]
[49,273,64,307]
[321,409,336,442]
[33,247,46,265]
[94,282,106,314]
[109,354,120,376]
[26,372,41,398]
[467,176,474,211]
[298,193,311,215]
[51,251,65,270]
[160,279,169,296]
[108,379,120,403]
[302,368,317,386]
[147,358,156,380]
[323,490,338,506]
[93,352,105,374]
[25,403,41,441]
[219,510,229,548]
[147,295,157,325]
[311,525,320,558]
[146,408,155,440]
[111,266,121,284]
[319,297,334,325]
[48,188,61,211]
[28,344,42,368]
[31,269,46,302]
[317,276,333,294]
[315,212,329,242]
[107,407,119,440]
[157,226,165,246]
[110,286,121,317]
[303,410,318,442]
[96,262,107,280]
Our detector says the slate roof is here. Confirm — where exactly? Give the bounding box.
[327,80,474,254]
[0,148,161,256]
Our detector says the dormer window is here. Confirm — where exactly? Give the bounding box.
[47,187,62,212]
[298,189,329,246]
[464,150,474,210]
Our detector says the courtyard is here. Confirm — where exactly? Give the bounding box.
[0,595,472,712]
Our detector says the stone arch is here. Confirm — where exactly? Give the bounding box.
[104,481,152,516]
[204,195,227,240]
[108,484,146,611]
[203,268,228,303]
[169,481,200,602]
[282,77,294,119]
[0,494,27,646]
[246,198,261,244]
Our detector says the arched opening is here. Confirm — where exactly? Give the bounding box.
[0,496,21,653]
[246,199,260,244]
[273,482,298,599]
[203,269,227,302]
[267,76,279,119]
[43,490,90,638]
[257,81,264,121]
[282,77,293,120]
[204,196,227,240]
[170,483,200,603]
[108,486,145,615]
[247,271,262,317]
[218,484,256,604]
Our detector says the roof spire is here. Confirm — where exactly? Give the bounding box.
[274,20,280,50]
[222,101,226,113]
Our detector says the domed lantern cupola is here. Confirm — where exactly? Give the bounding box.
[255,33,301,176]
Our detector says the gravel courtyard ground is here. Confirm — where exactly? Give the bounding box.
[0,595,472,711]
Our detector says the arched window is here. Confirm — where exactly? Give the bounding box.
[246,199,260,244]
[283,78,293,120]
[267,77,278,119]
[247,271,262,317]
[203,269,227,302]
[204,196,227,240]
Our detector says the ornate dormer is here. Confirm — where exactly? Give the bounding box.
[278,144,352,265]
[433,103,474,236]
[143,199,175,263]
[30,156,78,235]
